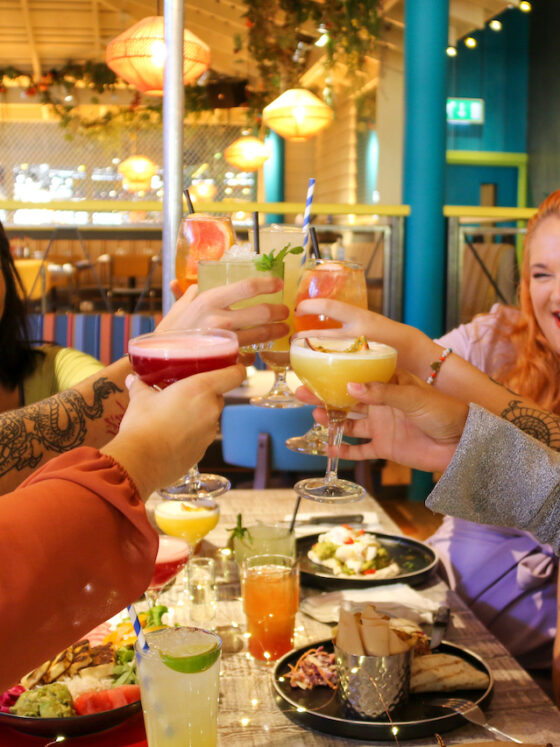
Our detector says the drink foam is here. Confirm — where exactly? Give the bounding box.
[292,337,397,360]
[156,536,189,563]
[128,333,238,360]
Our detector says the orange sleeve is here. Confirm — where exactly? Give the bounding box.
[0,446,158,690]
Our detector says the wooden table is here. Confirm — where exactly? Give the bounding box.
[195,488,560,746]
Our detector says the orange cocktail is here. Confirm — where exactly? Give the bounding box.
[241,554,299,661]
[293,258,367,332]
[175,214,236,292]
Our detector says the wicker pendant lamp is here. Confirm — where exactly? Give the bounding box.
[224,137,270,171]
[118,155,157,192]
[106,16,210,96]
[262,88,333,141]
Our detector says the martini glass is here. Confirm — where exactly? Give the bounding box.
[145,536,190,607]
[128,328,239,500]
[289,335,397,503]
[286,259,368,454]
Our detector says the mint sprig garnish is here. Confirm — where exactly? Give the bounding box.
[227,513,252,548]
[254,242,304,272]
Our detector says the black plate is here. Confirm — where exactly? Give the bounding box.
[298,531,438,589]
[273,639,493,741]
[0,699,142,738]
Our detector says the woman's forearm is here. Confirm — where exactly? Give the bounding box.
[0,357,132,492]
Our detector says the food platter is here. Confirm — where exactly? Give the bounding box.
[0,699,142,738]
[297,531,438,589]
[273,639,493,741]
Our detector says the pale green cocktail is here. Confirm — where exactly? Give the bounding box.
[135,627,221,747]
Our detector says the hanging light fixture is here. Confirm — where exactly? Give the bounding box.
[224,136,270,171]
[118,155,158,192]
[262,88,333,142]
[106,16,210,96]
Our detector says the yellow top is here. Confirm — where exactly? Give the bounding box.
[23,345,105,405]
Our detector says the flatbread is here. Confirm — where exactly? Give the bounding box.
[410,652,489,692]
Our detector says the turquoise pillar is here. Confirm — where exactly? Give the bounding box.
[264,131,285,224]
[403,0,449,501]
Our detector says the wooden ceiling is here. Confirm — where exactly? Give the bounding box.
[0,0,519,87]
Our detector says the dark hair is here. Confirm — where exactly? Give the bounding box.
[0,223,40,389]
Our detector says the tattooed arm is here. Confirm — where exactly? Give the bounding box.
[0,358,130,493]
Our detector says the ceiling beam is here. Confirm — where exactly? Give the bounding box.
[92,0,101,58]
[19,0,42,79]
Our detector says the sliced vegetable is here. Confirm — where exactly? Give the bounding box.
[74,685,140,715]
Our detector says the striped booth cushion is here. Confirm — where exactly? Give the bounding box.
[28,313,163,365]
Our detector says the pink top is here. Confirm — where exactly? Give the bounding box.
[436,303,519,376]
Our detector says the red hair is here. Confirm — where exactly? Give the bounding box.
[495,190,560,414]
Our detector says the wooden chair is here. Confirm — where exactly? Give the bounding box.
[107,252,161,313]
[460,242,518,323]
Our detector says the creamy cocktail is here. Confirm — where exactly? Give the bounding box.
[290,336,397,503]
[136,626,221,747]
[154,499,220,548]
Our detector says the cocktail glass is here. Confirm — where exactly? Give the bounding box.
[145,535,189,607]
[128,328,238,500]
[250,226,306,408]
[290,335,397,503]
[175,213,236,293]
[135,626,222,747]
[154,497,220,551]
[232,523,296,565]
[286,259,368,455]
[240,554,299,662]
[197,257,283,353]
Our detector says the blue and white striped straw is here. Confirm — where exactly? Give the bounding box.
[301,177,315,263]
[128,604,149,652]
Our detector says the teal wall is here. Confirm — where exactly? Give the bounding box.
[445,7,529,206]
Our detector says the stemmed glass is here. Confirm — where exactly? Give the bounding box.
[175,213,236,293]
[285,258,368,454]
[145,536,189,607]
[250,349,304,408]
[289,335,397,502]
[128,328,239,500]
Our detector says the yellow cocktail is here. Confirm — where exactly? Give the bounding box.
[290,337,397,412]
[155,499,220,548]
[290,336,397,503]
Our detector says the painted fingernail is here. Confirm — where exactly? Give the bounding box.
[125,374,137,390]
[347,382,365,394]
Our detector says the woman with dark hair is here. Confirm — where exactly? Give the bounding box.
[0,223,103,412]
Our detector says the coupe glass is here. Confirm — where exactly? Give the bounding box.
[128,328,239,500]
[175,213,235,293]
[285,259,368,454]
[145,535,189,607]
[289,335,397,503]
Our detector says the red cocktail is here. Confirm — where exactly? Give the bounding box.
[127,329,239,501]
[128,332,239,390]
[146,536,190,606]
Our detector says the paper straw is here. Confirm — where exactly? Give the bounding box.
[301,177,315,263]
[184,189,195,215]
[253,211,260,254]
[128,604,149,652]
[309,226,320,259]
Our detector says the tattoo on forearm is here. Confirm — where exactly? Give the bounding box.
[0,378,123,476]
[501,399,560,451]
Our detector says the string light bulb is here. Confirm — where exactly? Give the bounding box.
[519,1,531,11]
[464,36,477,48]
[446,46,458,57]
[489,19,502,31]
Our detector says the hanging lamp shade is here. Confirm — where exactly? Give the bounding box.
[118,155,157,192]
[106,16,210,96]
[224,136,270,171]
[262,88,333,141]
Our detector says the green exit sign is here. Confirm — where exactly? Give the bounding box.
[446,98,485,124]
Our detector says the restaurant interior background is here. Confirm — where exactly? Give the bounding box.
[0,0,560,327]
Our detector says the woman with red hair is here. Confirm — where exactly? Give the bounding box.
[429,190,560,675]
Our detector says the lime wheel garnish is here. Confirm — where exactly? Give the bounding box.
[160,641,221,673]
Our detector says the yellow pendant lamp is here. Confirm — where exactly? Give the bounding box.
[106,16,210,96]
[118,155,157,192]
[262,88,333,141]
[224,136,270,171]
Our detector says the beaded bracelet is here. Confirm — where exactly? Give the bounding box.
[426,347,452,385]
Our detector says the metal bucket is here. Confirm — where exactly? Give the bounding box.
[335,645,411,719]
